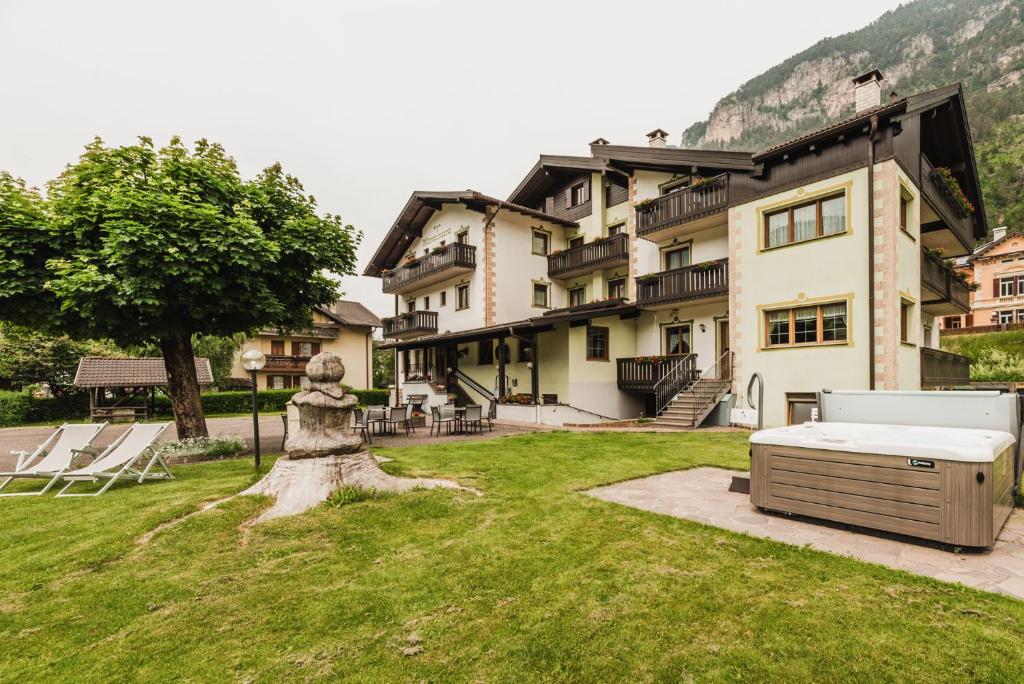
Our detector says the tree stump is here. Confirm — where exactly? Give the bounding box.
[241,351,465,523]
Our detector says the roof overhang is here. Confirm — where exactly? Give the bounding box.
[507,155,622,206]
[363,190,578,277]
[592,145,758,175]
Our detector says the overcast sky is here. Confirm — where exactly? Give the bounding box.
[0,0,905,321]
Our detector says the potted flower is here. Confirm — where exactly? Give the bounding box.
[931,166,976,216]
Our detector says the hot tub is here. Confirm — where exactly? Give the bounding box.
[749,422,1016,547]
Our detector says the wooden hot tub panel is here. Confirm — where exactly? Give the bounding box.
[750,444,1013,547]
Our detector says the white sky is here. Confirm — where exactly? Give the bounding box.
[0,0,905,321]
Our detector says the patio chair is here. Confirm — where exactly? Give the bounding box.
[0,422,107,497]
[353,407,372,444]
[383,404,415,436]
[365,405,385,435]
[430,405,457,436]
[55,422,172,497]
[463,405,484,435]
[439,404,461,435]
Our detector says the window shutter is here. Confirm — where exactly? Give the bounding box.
[965,314,974,327]
[565,187,571,209]
[994,278,1001,297]
[311,342,321,355]
[1017,276,1024,296]
[291,341,300,355]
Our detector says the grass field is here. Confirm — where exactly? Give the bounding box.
[2,432,1024,682]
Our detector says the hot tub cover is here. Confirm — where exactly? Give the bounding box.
[750,422,1015,463]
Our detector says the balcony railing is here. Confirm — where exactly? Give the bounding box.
[547,233,629,279]
[920,154,974,252]
[636,258,728,308]
[920,249,970,312]
[382,243,476,294]
[382,311,439,339]
[920,346,971,388]
[636,174,728,238]
[264,355,311,370]
[258,325,339,339]
[617,354,698,393]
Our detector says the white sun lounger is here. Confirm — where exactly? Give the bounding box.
[55,422,172,497]
[0,422,107,497]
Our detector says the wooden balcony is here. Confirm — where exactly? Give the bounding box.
[258,325,338,339]
[920,249,970,316]
[617,354,697,393]
[635,174,728,241]
[548,233,629,279]
[636,258,728,309]
[382,311,439,340]
[382,243,476,295]
[264,355,311,371]
[920,154,975,256]
[920,346,971,388]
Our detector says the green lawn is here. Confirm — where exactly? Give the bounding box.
[2,432,1024,682]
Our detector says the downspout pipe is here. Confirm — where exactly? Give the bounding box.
[867,114,878,391]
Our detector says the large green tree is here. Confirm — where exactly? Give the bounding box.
[0,324,119,396]
[0,137,360,437]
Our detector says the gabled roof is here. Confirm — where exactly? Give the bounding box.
[74,357,214,388]
[507,155,613,206]
[327,300,382,327]
[961,231,1024,263]
[364,190,577,277]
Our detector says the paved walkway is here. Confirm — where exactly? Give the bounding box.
[0,416,547,471]
[588,467,1024,601]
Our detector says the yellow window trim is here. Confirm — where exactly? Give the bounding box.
[756,180,854,254]
[756,293,854,351]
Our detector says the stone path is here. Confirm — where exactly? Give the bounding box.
[588,466,1024,601]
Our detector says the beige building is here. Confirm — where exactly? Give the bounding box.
[940,227,1021,332]
[231,300,381,390]
[366,71,985,428]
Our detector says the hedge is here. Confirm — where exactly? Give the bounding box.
[0,387,392,426]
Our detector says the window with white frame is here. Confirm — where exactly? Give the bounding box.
[999,310,1014,324]
[568,286,585,308]
[607,278,626,300]
[999,277,1017,297]
[664,245,691,271]
[569,181,588,207]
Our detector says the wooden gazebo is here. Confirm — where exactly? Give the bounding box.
[74,356,214,421]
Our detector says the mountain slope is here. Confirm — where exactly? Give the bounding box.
[680,0,1024,233]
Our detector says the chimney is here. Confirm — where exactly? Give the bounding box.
[993,226,1008,241]
[646,128,669,148]
[852,69,884,113]
[590,137,610,146]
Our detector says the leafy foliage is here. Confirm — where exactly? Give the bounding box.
[127,333,246,389]
[976,116,1024,229]
[942,328,1024,381]
[0,323,119,396]
[373,339,395,388]
[0,136,361,437]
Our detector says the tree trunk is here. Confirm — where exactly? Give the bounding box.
[160,333,208,439]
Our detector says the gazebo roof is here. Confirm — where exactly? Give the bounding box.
[74,356,214,388]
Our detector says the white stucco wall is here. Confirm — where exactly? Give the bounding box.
[731,167,872,427]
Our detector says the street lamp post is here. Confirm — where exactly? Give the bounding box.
[241,349,267,469]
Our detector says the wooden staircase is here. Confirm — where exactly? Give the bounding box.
[655,351,733,430]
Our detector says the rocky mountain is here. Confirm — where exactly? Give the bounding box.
[680,0,1024,234]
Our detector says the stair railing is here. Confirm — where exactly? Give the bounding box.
[687,350,735,423]
[651,353,697,415]
[453,369,498,419]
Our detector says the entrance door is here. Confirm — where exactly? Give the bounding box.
[717,319,730,378]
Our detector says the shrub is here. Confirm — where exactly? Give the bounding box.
[158,435,246,461]
[0,391,31,427]
[942,329,1024,382]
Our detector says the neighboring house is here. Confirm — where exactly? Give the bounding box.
[940,227,1023,332]
[231,300,381,390]
[365,71,985,428]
